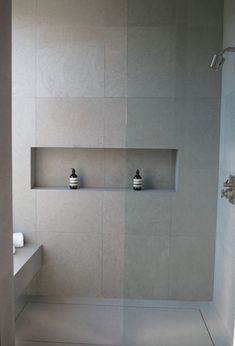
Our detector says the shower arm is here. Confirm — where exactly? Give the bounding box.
[219,46,235,55]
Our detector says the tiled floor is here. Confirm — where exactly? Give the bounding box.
[15,298,216,346]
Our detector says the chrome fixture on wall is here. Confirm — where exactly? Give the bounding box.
[210,47,235,70]
[221,175,235,205]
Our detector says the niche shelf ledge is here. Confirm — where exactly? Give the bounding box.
[31,147,178,191]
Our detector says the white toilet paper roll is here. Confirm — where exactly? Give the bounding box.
[13,232,24,248]
[13,245,16,254]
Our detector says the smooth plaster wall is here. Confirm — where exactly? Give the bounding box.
[0,0,14,344]
[213,0,235,341]
[12,0,222,300]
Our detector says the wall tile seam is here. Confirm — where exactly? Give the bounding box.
[34,229,103,235]
[100,190,104,296]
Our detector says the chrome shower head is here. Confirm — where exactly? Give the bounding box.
[209,53,225,71]
[209,47,235,71]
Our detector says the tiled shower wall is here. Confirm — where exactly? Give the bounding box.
[0,0,14,344]
[12,0,223,300]
[213,0,235,340]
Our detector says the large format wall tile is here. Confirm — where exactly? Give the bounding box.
[124,235,170,299]
[37,0,105,27]
[37,26,104,97]
[104,27,127,97]
[223,94,235,171]
[36,98,104,147]
[125,192,172,237]
[12,26,36,97]
[38,0,127,27]
[104,149,127,188]
[12,0,36,28]
[102,192,125,297]
[36,190,103,234]
[171,168,218,237]
[104,0,127,26]
[12,0,36,97]
[175,98,220,169]
[34,231,102,296]
[127,26,176,97]
[12,97,36,239]
[128,0,176,26]
[169,236,215,300]
[126,98,176,148]
[12,97,36,149]
[186,0,223,27]
[104,98,127,147]
[175,26,222,99]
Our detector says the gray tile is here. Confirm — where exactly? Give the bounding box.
[104,0,127,26]
[16,302,123,344]
[127,26,176,97]
[104,149,127,188]
[16,342,106,346]
[224,0,235,18]
[126,149,176,190]
[34,147,104,188]
[124,235,170,299]
[175,26,222,99]
[219,198,235,259]
[221,53,235,97]
[223,94,235,171]
[175,98,220,169]
[187,0,223,27]
[213,248,235,336]
[36,190,103,235]
[36,98,104,147]
[104,98,127,147]
[171,168,218,237]
[34,232,102,296]
[123,306,213,346]
[126,98,176,148]
[128,0,176,26]
[169,236,215,300]
[37,26,104,97]
[12,0,36,29]
[176,0,188,24]
[12,26,36,97]
[13,145,36,238]
[13,186,36,241]
[37,0,105,27]
[125,192,172,237]
[105,27,127,97]
[12,0,36,97]
[12,97,36,148]
[102,192,125,297]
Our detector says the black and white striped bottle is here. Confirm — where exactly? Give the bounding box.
[133,169,143,191]
[69,168,78,189]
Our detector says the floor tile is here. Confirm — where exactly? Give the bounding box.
[16,302,123,345]
[16,302,214,346]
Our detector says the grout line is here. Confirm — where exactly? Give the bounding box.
[199,309,216,346]
[15,300,30,322]
[26,298,200,311]
[23,340,122,346]
[100,187,104,297]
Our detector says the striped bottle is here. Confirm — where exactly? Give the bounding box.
[69,168,78,189]
[133,169,143,191]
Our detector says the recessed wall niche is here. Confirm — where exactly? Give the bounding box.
[31,148,177,190]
